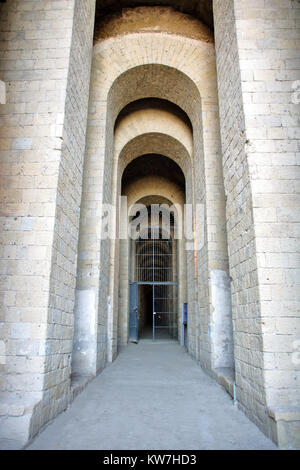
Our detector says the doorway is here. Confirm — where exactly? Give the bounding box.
[130,283,178,341]
[129,229,178,341]
[138,284,153,339]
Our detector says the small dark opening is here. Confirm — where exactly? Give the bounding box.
[138,285,153,338]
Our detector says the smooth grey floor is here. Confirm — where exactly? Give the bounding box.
[28,341,277,450]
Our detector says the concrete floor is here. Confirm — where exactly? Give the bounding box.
[139,326,176,340]
[28,341,277,450]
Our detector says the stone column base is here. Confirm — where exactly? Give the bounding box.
[268,406,300,449]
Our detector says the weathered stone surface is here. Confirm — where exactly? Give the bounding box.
[0,0,299,450]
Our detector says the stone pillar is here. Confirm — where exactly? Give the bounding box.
[0,0,95,449]
[214,0,300,448]
[0,80,5,104]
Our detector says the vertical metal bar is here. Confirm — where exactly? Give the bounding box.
[152,284,155,341]
[152,237,155,341]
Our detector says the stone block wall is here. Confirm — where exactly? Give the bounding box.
[214,0,300,447]
[234,0,300,409]
[0,0,298,450]
[214,0,266,429]
[0,0,95,448]
[42,0,95,432]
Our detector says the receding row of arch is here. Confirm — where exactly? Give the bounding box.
[72,17,233,381]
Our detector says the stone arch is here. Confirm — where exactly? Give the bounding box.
[114,105,193,160]
[112,130,191,352]
[73,26,231,377]
[118,173,186,345]
[117,133,192,191]
[125,176,185,208]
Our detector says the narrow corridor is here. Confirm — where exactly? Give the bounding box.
[28,342,276,450]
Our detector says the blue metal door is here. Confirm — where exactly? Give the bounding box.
[129,282,138,342]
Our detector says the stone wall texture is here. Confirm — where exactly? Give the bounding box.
[214,0,300,447]
[0,0,299,450]
[0,0,95,448]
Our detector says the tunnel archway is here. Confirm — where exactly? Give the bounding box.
[73,9,233,385]
[122,155,185,342]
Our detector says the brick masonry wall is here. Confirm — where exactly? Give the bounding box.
[214,0,300,443]
[214,0,268,431]
[0,0,95,448]
[4,0,297,449]
[40,0,95,435]
[234,0,300,411]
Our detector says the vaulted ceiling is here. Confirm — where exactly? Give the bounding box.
[95,0,213,30]
[122,154,185,193]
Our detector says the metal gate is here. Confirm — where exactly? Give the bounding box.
[152,283,177,340]
[134,229,178,341]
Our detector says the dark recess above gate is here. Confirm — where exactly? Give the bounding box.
[95,0,214,30]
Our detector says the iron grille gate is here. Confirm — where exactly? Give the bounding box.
[133,231,178,341]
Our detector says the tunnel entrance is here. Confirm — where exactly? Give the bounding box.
[138,284,153,339]
[130,226,178,341]
[122,153,186,345]
[138,284,178,340]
